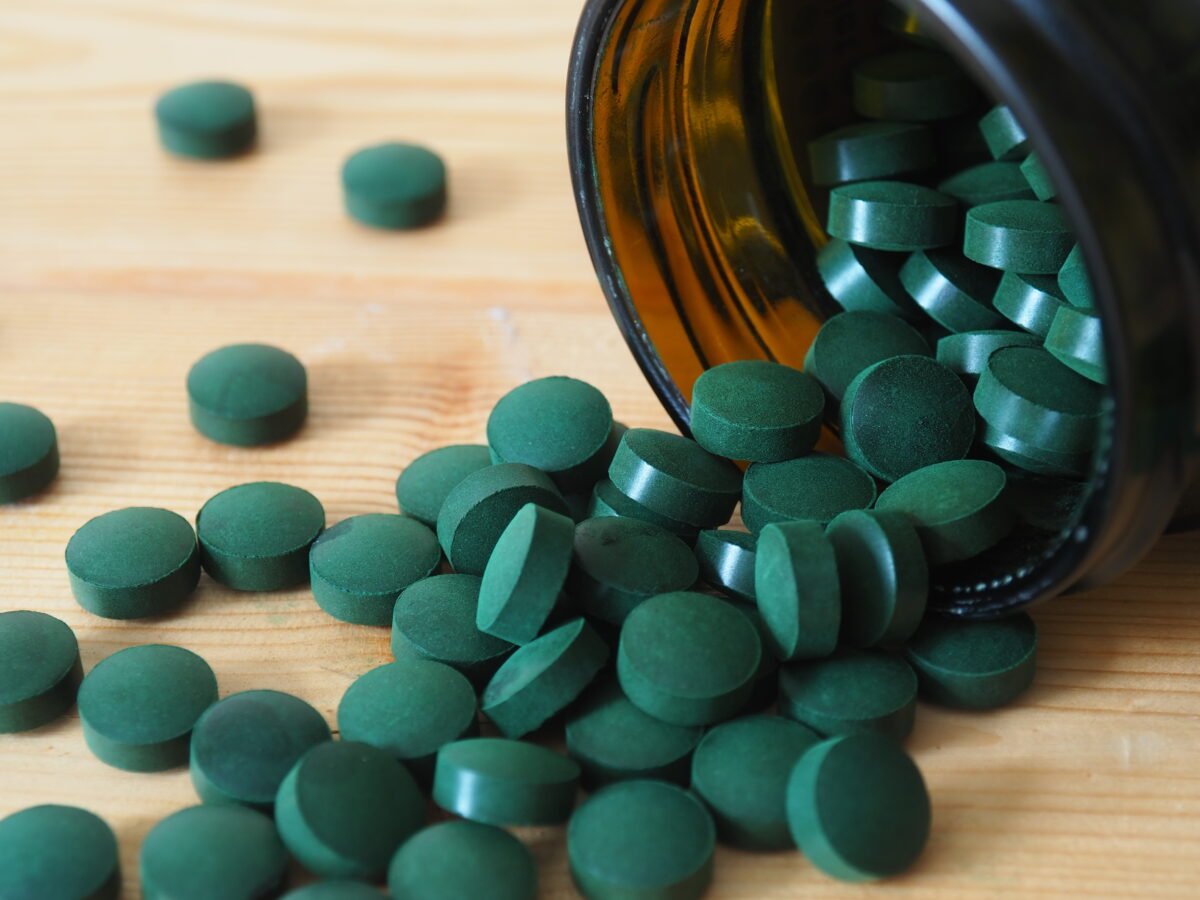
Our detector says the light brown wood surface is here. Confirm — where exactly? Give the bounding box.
[1,1,1199,897]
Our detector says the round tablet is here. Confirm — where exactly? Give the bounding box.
[190,689,332,810]
[187,343,307,446]
[309,513,440,625]
[482,618,608,738]
[993,271,1070,337]
[975,345,1105,454]
[154,80,256,159]
[281,883,383,900]
[388,821,536,900]
[66,507,201,619]
[1020,152,1057,201]
[275,741,425,880]
[905,612,1037,708]
[0,805,119,900]
[691,715,820,850]
[608,428,742,528]
[827,180,958,251]
[0,610,82,733]
[852,50,976,121]
[141,805,287,900]
[937,161,1035,207]
[565,678,704,788]
[196,482,325,592]
[979,105,1030,161]
[396,444,492,526]
[338,658,477,783]
[1058,244,1096,309]
[78,644,217,772]
[842,355,975,483]
[618,591,761,725]
[980,422,1093,479]
[341,142,447,230]
[807,121,935,186]
[1046,304,1106,384]
[935,329,1041,382]
[741,453,877,532]
[689,360,825,462]
[876,459,1015,565]
[786,733,931,881]
[816,239,920,320]
[899,250,1005,333]
[0,402,59,503]
[392,574,514,683]
[755,521,841,661]
[568,516,699,624]
[433,737,580,825]
[478,503,575,644]
[963,200,1074,273]
[694,529,757,602]
[568,780,715,900]
[804,311,931,403]
[587,478,699,541]
[487,377,615,492]
[778,647,917,741]
[436,463,566,575]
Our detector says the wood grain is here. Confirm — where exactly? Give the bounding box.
[1,1,1199,897]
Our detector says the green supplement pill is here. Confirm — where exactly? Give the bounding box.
[899,249,1005,333]
[196,481,325,592]
[618,591,761,726]
[0,610,82,733]
[587,478,699,542]
[433,737,580,826]
[187,343,307,447]
[980,422,1093,479]
[963,199,1074,273]
[694,529,757,602]
[309,513,440,626]
[807,121,935,186]
[569,516,699,624]
[0,805,119,900]
[904,612,1037,708]
[487,376,616,493]
[842,355,975,483]
[565,678,704,788]
[827,180,959,252]
[482,617,608,738]
[741,453,877,532]
[755,521,841,661]
[388,821,536,900]
[155,80,256,159]
[935,329,1041,382]
[275,741,425,880]
[778,647,917,741]
[690,714,820,850]
[396,444,492,526]
[190,689,332,810]
[66,507,201,619]
[1020,152,1057,200]
[608,428,742,528]
[852,50,976,122]
[877,459,1014,565]
[826,509,928,647]
[937,161,1037,208]
[786,733,931,882]
[337,658,477,783]
[392,574,514,683]
[478,503,575,644]
[0,402,59,503]
[281,883,383,900]
[979,105,1030,161]
[1046,304,1107,384]
[816,239,920,320]
[689,360,825,462]
[436,463,566,575]
[78,644,217,772]
[804,311,931,403]
[992,271,1070,337]
[141,805,287,900]
[974,345,1104,454]
[341,142,447,230]
[1058,244,1096,309]
[568,779,715,900]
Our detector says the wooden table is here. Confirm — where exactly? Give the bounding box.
[1,1,1198,897]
